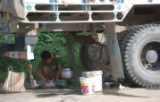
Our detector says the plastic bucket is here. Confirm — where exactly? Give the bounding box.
[80,77,94,95]
[82,70,103,92]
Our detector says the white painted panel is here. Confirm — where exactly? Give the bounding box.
[24,0,50,4]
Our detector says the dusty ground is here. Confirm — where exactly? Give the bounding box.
[0,87,160,102]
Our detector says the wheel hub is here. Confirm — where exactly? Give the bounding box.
[145,50,159,64]
[141,42,160,71]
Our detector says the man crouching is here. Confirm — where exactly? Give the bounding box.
[36,51,62,88]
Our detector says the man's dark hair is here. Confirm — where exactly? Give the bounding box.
[41,51,52,60]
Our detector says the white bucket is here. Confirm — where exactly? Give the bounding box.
[82,70,103,92]
[80,77,94,95]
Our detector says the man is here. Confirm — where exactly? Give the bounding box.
[0,0,25,19]
[36,51,62,88]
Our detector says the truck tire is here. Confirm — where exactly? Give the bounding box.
[122,24,160,88]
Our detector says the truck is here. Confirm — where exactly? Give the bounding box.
[0,0,160,88]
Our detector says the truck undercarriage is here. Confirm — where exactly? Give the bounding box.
[1,0,160,88]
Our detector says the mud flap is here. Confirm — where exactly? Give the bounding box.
[104,23,124,81]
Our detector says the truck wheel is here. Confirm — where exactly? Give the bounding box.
[122,24,160,88]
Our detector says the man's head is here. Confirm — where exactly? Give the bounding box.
[41,51,54,64]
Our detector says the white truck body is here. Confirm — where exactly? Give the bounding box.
[22,0,160,23]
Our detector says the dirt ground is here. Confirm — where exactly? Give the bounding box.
[0,87,160,102]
